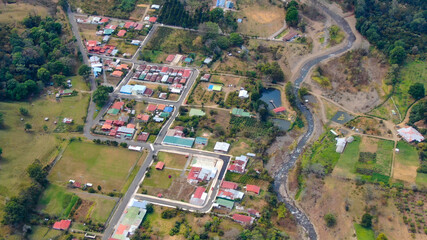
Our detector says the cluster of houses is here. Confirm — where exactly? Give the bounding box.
[86,40,119,56]
[131,64,193,93]
[68,180,93,190]
[98,101,173,141]
[90,56,130,79]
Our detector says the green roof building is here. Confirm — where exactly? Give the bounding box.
[107,108,120,115]
[163,136,195,148]
[159,112,170,118]
[215,198,234,209]
[231,108,251,117]
[189,108,206,117]
[103,29,114,35]
[195,137,208,145]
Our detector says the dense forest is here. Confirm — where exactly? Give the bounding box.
[353,0,426,64]
[0,15,78,100]
[157,0,237,32]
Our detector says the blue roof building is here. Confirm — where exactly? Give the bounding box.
[163,136,195,148]
[216,0,225,7]
[120,85,133,94]
[226,1,234,9]
[195,137,208,146]
[164,106,174,113]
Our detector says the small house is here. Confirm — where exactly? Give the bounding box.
[155,162,165,170]
[397,126,425,142]
[189,187,207,206]
[232,214,254,225]
[246,184,260,195]
[273,107,286,114]
[214,142,230,153]
[239,89,249,98]
[117,30,127,37]
[221,181,238,190]
[195,137,208,146]
[52,220,72,231]
[137,132,150,142]
[201,74,211,81]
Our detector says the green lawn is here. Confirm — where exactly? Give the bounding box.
[393,60,427,116]
[333,136,361,178]
[354,224,375,240]
[38,184,79,218]
[157,151,189,169]
[416,172,427,187]
[49,141,142,192]
[375,139,394,176]
[28,226,63,240]
[69,75,90,91]
[142,168,181,189]
[396,141,419,166]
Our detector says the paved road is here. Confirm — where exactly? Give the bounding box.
[272,1,356,240]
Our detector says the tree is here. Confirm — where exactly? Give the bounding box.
[216,36,230,50]
[27,160,48,186]
[92,86,113,107]
[376,233,388,240]
[37,67,51,83]
[43,125,48,132]
[120,142,128,148]
[209,8,224,23]
[19,107,29,116]
[78,64,91,78]
[324,213,337,227]
[199,22,219,40]
[389,46,406,65]
[24,123,32,131]
[146,204,154,214]
[408,83,425,100]
[97,185,102,191]
[286,6,299,27]
[0,147,2,159]
[361,213,373,228]
[229,33,243,46]
[52,74,66,87]
[2,197,26,225]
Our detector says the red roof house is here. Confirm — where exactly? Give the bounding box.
[124,22,135,29]
[155,161,165,170]
[102,123,112,130]
[246,184,260,194]
[53,220,72,230]
[117,30,127,37]
[273,107,286,113]
[149,17,157,23]
[73,182,82,188]
[157,104,166,111]
[147,104,157,112]
[112,71,123,77]
[111,101,125,110]
[193,187,206,199]
[126,123,135,129]
[137,132,150,142]
[232,214,254,225]
[87,40,97,47]
[166,55,175,62]
[221,181,238,190]
[248,209,261,217]
[100,18,109,23]
[182,69,191,78]
[139,114,150,122]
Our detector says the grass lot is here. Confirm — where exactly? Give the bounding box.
[332,136,361,179]
[122,150,147,193]
[157,151,189,169]
[49,141,142,192]
[69,75,90,91]
[143,168,181,189]
[301,132,341,174]
[354,224,375,240]
[87,197,117,223]
[28,226,63,240]
[236,0,285,37]
[369,98,401,123]
[393,60,427,116]
[393,141,419,184]
[38,184,79,218]
[0,3,49,24]
[109,38,139,56]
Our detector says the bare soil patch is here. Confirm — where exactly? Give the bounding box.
[393,162,417,183]
[72,199,93,222]
[360,137,378,153]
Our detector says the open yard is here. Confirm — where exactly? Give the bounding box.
[72,193,117,224]
[28,226,63,240]
[332,136,361,179]
[393,141,419,184]
[157,151,189,169]
[236,0,286,37]
[49,141,143,192]
[354,224,375,240]
[140,167,196,202]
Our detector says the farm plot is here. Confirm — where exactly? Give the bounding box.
[72,194,117,224]
[332,136,361,179]
[393,141,419,184]
[49,141,142,193]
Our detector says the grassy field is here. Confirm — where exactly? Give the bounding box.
[49,141,142,192]
[143,168,181,189]
[354,224,375,240]
[157,151,189,169]
[301,132,341,174]
[0,93,90,202]
[375,139,394,176]
[393,141,419,184]
[87,197,117,223]
[393,60,427,116]
[0,3,49,24]
[28,226,63,240]
[69,75,90,91]
[38,184,79,218]
[333,136,361,179]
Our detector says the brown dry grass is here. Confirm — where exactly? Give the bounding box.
[393,162,417,183]
[0,3,49,24]
[360,137,378,153]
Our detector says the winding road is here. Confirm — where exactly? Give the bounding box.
[272,1,356,240]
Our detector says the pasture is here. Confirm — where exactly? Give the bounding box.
[157,151,189,169]
[49,141,143,192]
[393,141,419,184]
[28,226,63,240]
[0,3,49,24]
[38,184,79,218]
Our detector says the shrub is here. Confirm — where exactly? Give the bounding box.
[324,213,337,227]
[361,213,373,228]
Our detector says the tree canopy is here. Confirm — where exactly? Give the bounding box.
[408,83,425,100]
[93,86,113,107]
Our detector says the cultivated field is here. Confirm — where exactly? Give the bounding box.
[393,141,425,187]
[49,141,143,192]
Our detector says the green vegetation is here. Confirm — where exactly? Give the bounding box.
[157,152,188,169]
[93,86,113,107]
[329,25,345,46]
[50,141,142,192]
[409,100,427,125]
[354,223,375,240]
[75,0,138,19]
[28,226,62,240]
[324,213,337,227]
[408,82,425,100]
[38,184,78,218]
[375,140,394,176]
[256,62,285,83]
[0,15,79,101]
[142,168,180,189]
[285,1,299,27]
[89,198,117,223]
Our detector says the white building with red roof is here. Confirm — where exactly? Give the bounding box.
[397,126,424,142]
[189,187,207,206]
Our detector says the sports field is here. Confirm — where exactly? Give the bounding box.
[49,141,143,192]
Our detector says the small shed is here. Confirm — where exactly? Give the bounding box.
[155,162,165,170]
[195,137,208,146]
